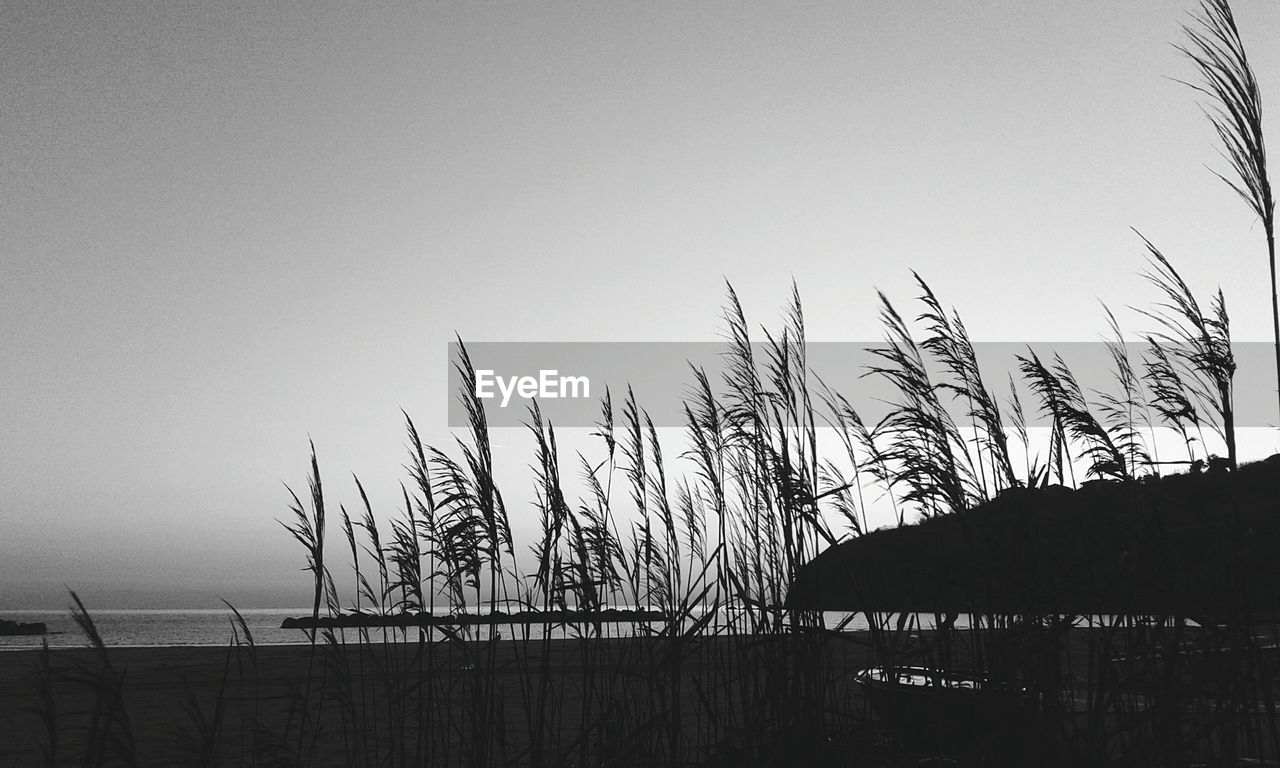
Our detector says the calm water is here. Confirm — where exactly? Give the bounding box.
[0,608,315,649]
[0,608,880,649]
[4,609,1134,650]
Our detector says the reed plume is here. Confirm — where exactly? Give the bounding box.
[1178,0,1275,423]
[1135,235,1236,466]
[866,291,979,517]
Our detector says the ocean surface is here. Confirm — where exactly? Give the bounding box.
[0,608,878,649]
[0,608,316,649]
[4,609,1135,650]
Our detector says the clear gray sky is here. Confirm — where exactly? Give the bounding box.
[4,1,1279,607]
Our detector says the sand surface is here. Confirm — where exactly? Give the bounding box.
[3,625,1272,766]
[0,633,878,767]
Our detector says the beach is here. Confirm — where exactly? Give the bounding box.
[0,632,879,767]
[7,623,1275,766]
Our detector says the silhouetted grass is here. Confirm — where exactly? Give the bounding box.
[1178,0,1276,424]
[15,2,1280,765]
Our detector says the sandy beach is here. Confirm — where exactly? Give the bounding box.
[7,624,1269,767]
[0,632,881,767]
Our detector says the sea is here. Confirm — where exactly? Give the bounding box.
[0,608,875,649]
[4,609,1144,650]
[0,608,316,649]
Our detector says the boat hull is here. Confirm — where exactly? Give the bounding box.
[856,667,1042,759]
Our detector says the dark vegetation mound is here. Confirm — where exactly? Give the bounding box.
[790,455,1280,616]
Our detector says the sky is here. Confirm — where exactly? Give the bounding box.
[3,1,1280,608]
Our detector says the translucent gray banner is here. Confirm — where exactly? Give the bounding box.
[446,341,1278,429]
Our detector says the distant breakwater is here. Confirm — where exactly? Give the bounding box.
[281,608,669,630]
[0,619,47,636]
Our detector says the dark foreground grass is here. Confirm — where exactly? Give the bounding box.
[6,623,1279,767]
[1,632,879,768]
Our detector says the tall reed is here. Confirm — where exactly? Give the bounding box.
[1178,0,1275,423]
